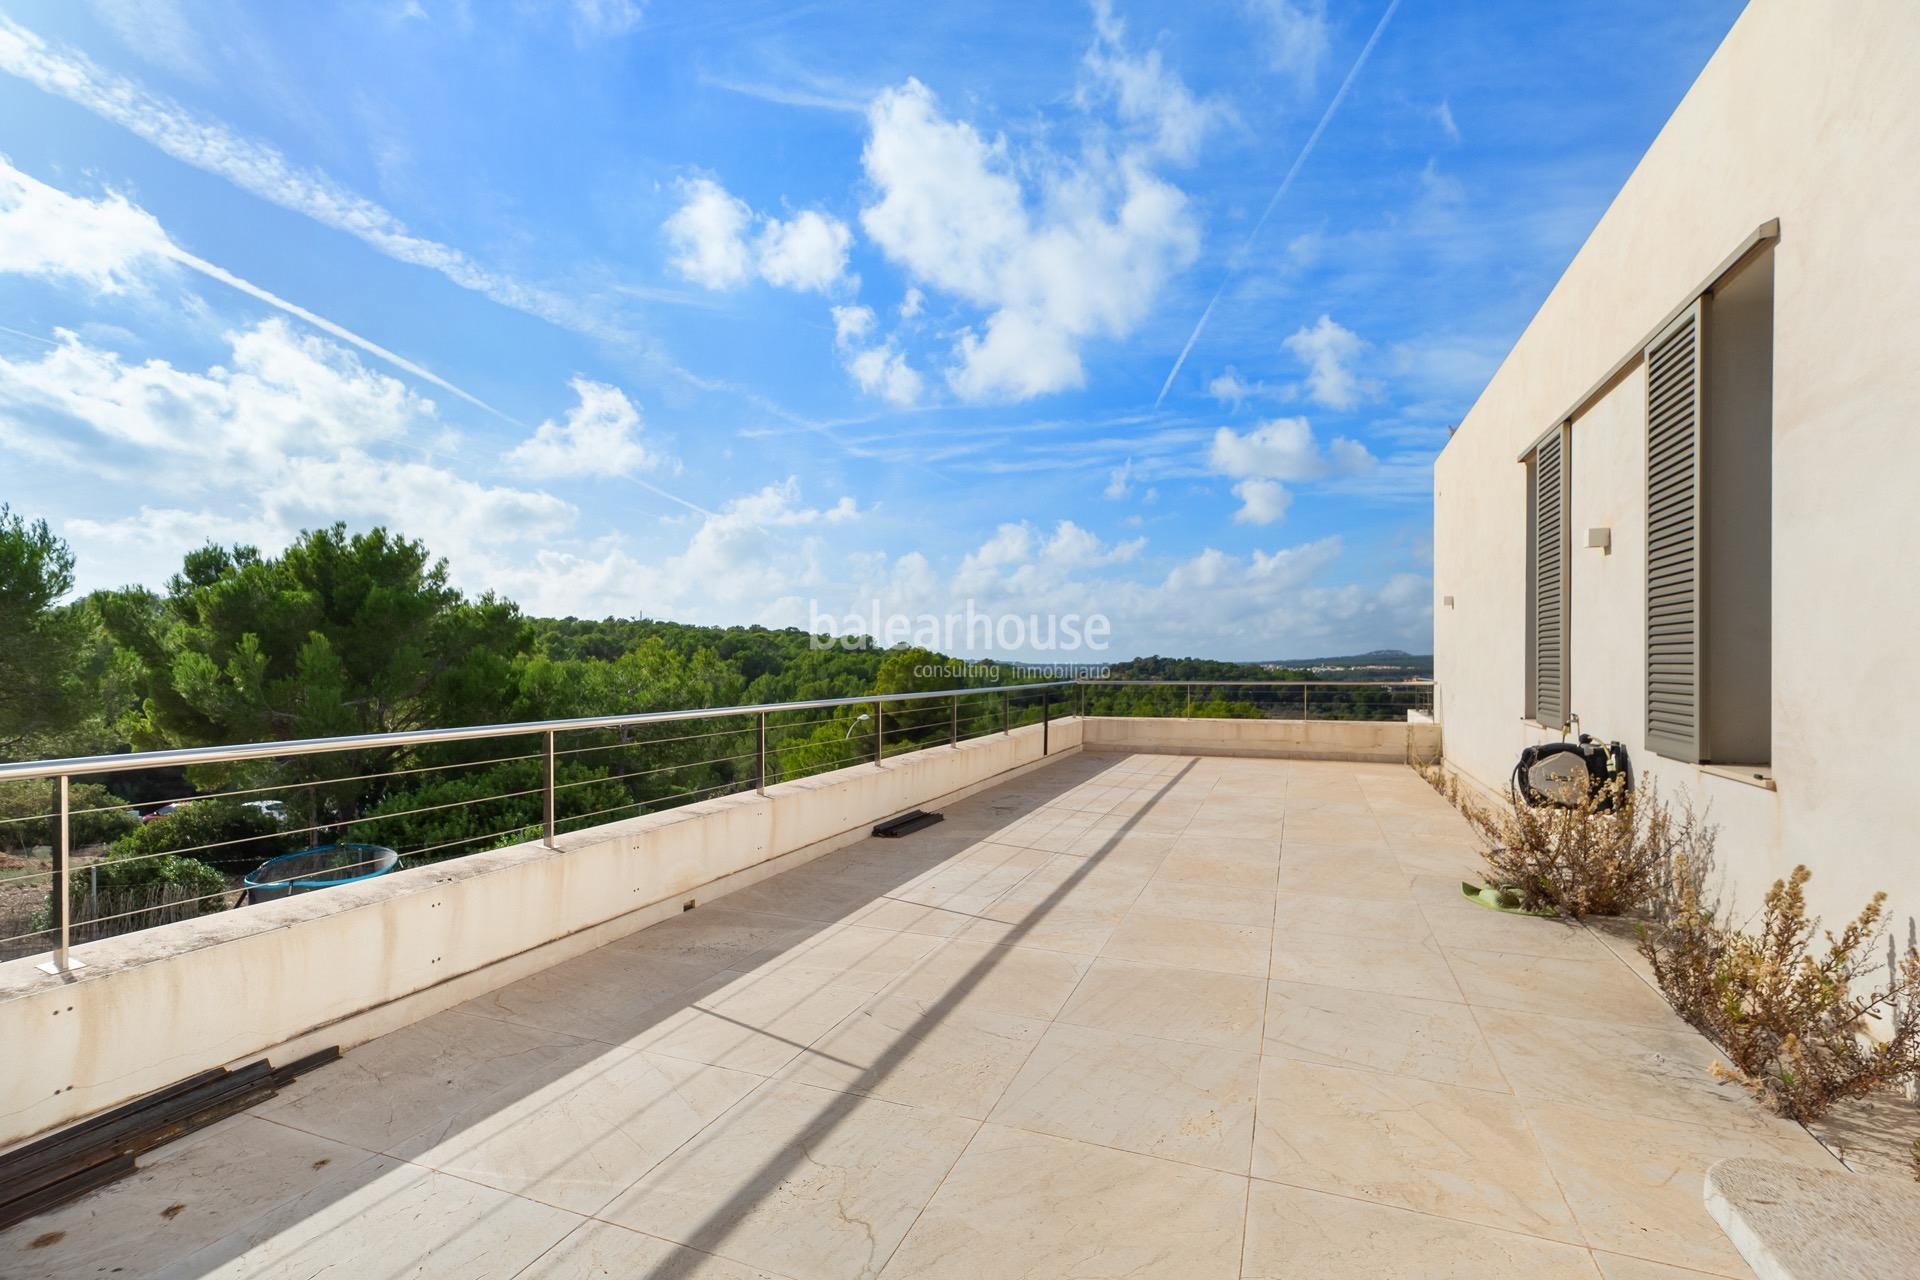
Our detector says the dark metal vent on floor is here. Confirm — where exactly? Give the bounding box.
[872,810,944,838]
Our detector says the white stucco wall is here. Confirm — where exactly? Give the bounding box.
[1435,0,1920,942]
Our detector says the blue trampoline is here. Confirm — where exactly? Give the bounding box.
[243,843,403,904]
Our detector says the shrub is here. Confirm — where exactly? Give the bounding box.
[1640,864,1920,1122]
[36,847,231,938]
[1459,777,1693,919]
[111,795,289,874]
[0,780,139,853]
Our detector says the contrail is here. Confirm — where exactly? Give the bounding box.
[170,249,518,424]
[1154,0,1402,408]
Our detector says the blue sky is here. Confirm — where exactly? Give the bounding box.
[0,0,1743,659]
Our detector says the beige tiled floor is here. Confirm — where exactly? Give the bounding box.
[2,753,1841,1279]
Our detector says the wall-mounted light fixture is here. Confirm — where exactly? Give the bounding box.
[1586,527,1612,554]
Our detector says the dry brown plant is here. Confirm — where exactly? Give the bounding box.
[1459,776,1680,919]
[1641,864,1920,1122]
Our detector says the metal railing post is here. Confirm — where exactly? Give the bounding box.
[950,696,959,747]
[754,711,767,795]
[874,704,884,765]
[1302,683,1309,722]
[1077,683,1085,718]
[1185,684,1193,717]
[37,775,82,974]
[542,730,557,849]
[1003,692,1011,735]
[1042,689,1050,755]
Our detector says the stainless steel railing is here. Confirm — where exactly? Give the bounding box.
[1078,679,1434,721]
[0,681,1076,972]
[0,677,1430,971]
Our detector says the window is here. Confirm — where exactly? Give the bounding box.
[1644,248,1773,765]
[1526,422,1571,727]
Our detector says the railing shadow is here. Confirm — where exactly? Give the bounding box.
[6,751,1173,1276]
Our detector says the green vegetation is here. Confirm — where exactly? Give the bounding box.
[0,510,1412,952]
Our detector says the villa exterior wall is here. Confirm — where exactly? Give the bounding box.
[1434,0,1920,951]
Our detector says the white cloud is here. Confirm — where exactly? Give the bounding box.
[1082,0,1226,165]
[1283,313,1374,410]
[1435,98,1461,143]
[858,72,1199,402]
[0,318,428,466]
[755,209,853,293]
[845,345,924,406]
[830,523,1423,660]
[1245,0,1330,88]
[0,157,506,418]
[831,304,922,406]
[832,304,875,345]
[504,377,666,478]
[664,175,853,295]
[1208,366,1291,410]
[0,16,609,338]
[1231,477,1291,525]
[898,287,924,319]
[663,176,754,289]
[4,321,578,595]
[1209,416,1374,482]
[568,0,645,39]
[1104,457,1134,500]
[0,156,171,294]
[85,0,207,81]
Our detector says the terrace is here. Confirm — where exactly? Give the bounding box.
[0,689,1844,1278]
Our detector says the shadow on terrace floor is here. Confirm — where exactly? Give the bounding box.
[1,750,1204,1278]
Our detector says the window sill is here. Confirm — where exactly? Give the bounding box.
[1700,763,1776,792]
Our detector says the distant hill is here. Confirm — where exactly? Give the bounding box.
[1263,649,1432,679]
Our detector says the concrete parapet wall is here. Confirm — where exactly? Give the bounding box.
[0,718,1082,1148]
[1082,715,1439,764]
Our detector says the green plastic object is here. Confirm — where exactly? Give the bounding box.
[1458,881,1556,917]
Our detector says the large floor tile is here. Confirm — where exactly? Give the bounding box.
[1157,839,1282,889]
[1243,1181,1601,1280]
[1252,1059,1581,1244]
[0,1116,376,1279]
[626,969,873,1074]
[735,923,945,994]
[253,1007,596,1152]
[1130,876,1277,926]
[1264,980,1507,1091]
[462,945,716,1044]
[397,1047,760,1215]
[1475,1005,1800,1134]
[878,1124,1246,1280]
[1419,900,1618,961]
[1270,890,1431,943]
[1101,911,1271,976]
[879,938,1092,1019]
[603,1080,977,1280]
[612,906,829,973]
[1268,930,1461,1002]
[525,1220,795,1279]
[989,1023,1259,1172]
[153,1155,582,1279]
[1527,1099,1834,1275]
[1056,957,1265,1050]
[777,992,1047,1119]
[953,903,1123,956]
[1274,856,1414,900]
[1444,948,1683,1029]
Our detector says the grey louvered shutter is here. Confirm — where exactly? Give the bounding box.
[1645,302,1703,761]
[1532,424,1569,727]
